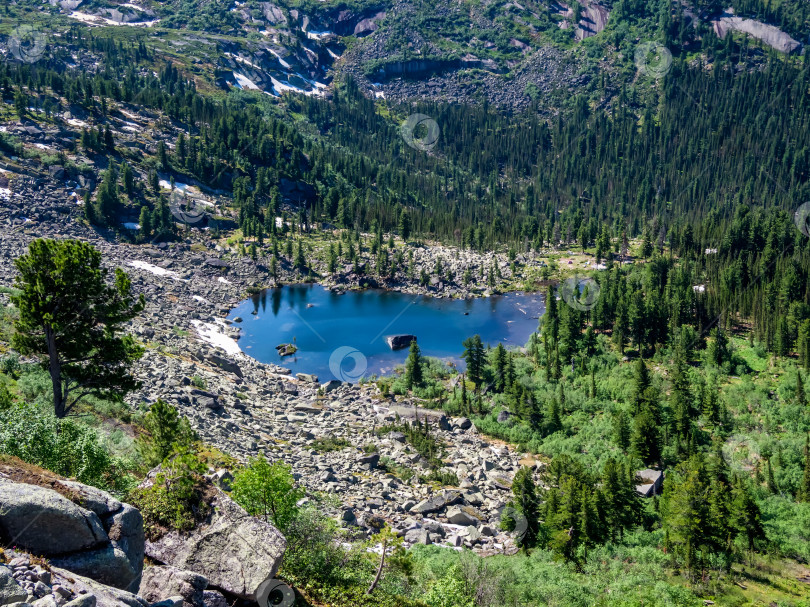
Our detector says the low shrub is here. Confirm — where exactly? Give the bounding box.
[311,435,352,452]
[0,401,135,494]
[128,450,211,540]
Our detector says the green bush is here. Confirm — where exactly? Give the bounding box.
[310,435,352,452]
[419,470,459,486]
[282,506,350,584]
[128,450,210,540]
[231,455,304,532]
[0,401,135,494]
[135,399,197,469]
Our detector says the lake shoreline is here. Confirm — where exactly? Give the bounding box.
[228,284,544,381]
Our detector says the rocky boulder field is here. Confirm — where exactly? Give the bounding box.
[0,172,540,567]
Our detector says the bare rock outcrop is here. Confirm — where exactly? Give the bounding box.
[0,479,144,593]
[713,11,801,54]
[140,476,286,600]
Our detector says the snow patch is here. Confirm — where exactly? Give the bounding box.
[268,48,292,68]
[190,319,241,356]
[306,30,333,40]
[127,260,185,281]
[159,179,191,192]
[68,10,160,26]
[269,76,326,97]
[233,72,260,90]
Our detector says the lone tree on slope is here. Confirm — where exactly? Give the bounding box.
[12,238,145,418]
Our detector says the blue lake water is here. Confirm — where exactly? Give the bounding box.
[227,285,544,382]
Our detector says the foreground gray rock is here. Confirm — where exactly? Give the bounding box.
[0,565,27,606]
[142,482,285,600]
[0,479,107,554]
[50,567,148,607]
[0,479,144,593]
[138,566,206,607]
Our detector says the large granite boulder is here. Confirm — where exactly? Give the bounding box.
[410,490,463,514]
[0,479,107,554]
[141,478,285,600]
[385,334,416,350]
[138,566,207,607]
[0,478,144,593]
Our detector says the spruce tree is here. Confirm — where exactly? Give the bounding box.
[631,357,650,414]
[328,243,338,274]
[404,340,423,390]
[493,343,508,392]
[94,166,119,226]
[462,335,485,387]
[730,476,766,553]
[138,206,152,240]
[631,409,661,465]
[510,466,541,549]
[399,208,411,242]
[613,410,632,451]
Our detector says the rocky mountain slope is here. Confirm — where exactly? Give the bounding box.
[27,0,805,110]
